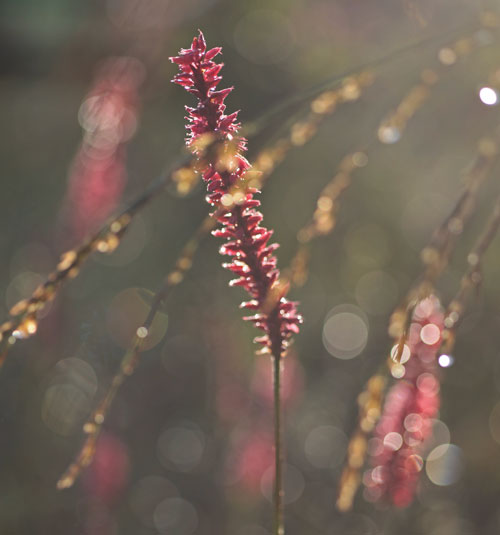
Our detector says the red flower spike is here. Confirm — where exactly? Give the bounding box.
[365,295,444,507]
[170,31,302,356]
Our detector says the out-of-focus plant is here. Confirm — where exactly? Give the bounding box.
[365,296,444,507]
[60,56,145,243]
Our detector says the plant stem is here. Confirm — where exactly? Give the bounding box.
[273,354,284,535]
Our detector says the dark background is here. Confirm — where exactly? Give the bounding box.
[1,1,500,534]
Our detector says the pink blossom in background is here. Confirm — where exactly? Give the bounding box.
[226,428,274,495]
[364,295,444,507]
[81,433,130,534]
[62,56,145,242]
[83,432,130,506]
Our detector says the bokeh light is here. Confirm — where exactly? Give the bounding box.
[426,444,464,486]
[153,497,198,535]
[391,343,411,364]
[322,305,369,359]
[420,323,441,345]
[304,425,347,468]
[128,476,178,528]
[383,431,403,451]
[438,47,457,65]
[479,86,499,105]
[157,424,205,472]
[378,125,401,144]
[106,287,168,349]
[421,419,451,457]
[438,354,454,367]
[41,358,97,436]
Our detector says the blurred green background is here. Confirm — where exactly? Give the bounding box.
[2,0,500,534]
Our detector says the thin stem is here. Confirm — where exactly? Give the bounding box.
[273,354,284,535]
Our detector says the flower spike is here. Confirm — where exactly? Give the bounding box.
[170,31,302,356]
[364,295,444,507]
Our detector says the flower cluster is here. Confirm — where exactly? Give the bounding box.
[170,32,301,356]
[364,295,444,507]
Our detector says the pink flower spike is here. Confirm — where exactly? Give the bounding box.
[366,295,444,507]
[170,31,302,356]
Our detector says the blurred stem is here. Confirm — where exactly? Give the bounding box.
[273,354,284,535]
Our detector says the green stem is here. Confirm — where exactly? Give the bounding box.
[273,354,284,535]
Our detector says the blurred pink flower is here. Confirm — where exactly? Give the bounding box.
[83,432,130,505]
[226,429,274,495]
[365,296,444,507]
[62,56,144,241]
